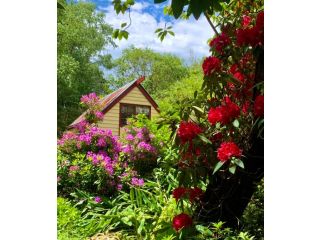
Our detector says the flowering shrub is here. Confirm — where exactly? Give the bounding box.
[169,0,264,229]
[121,125,159,176]
[57,94,146,197]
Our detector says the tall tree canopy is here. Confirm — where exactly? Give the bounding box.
[57,1,115,135]
[106,46,189,98]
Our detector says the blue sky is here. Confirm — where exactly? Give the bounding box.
[87,0,213,63]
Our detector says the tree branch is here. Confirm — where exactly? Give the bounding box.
[204,12,219,36]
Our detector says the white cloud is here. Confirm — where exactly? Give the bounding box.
[103,6,213,63]
[130,2,150,11]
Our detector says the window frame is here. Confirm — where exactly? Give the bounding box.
[119,103,151,128]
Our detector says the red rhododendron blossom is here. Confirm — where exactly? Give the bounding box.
[173,187,188,201]
[208,98,240,126]
[223,96,241,120]
[233,72,245,83]
[189,187,204,202]
[172,213,193,231]
[209,32,231,54]
[208,106,227,125]
[242,15,251,27]
[202,56,221,76]
[229,64,239,75]
[217,141,242,162]
[242,100,250,114]
[254,95,264,117]
[177,121,202,144]
[236,23,263,47]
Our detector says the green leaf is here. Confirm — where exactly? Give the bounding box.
[122,30,129,39]
[233,158,244,168]
[121,22,127,28]
[154,0,167,3]
[137,218,145,234]
[155,28,162,33]
[189,0,202,20]
[112,29,119,39]
[168,31,175,36]
[171,0,185,19]
[233,119,240,128]
[192,105,204,114]
[198,134,212,145]
[229,165,236,174]
[213,161,224,174]
[212,1,223,11]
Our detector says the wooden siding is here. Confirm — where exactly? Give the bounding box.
[98,86,159,136]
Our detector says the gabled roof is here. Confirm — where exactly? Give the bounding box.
[68,76,159,128]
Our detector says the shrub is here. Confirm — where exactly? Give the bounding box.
[57,94,147,197]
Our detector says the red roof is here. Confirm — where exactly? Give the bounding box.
[68,76,159,128]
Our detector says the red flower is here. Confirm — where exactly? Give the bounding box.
[223,96,241,119]
[236,22,263,47]
[233,72,245,83]
[208,106,225,126]
[229,64,239,75]
[241,100,250,114]
[173,187,187,201]
[217,141,242,162]
[209,32,231,54]
[256,11,264,30]
[202,56,221,76]
[189,187,204,202]
[254,95,264,117]
[242,15,251,27]
[172,213,193,231]
[208,98,240,126]
[177,121,202,144]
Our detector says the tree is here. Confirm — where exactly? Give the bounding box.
[157,62,203,116]
[106,46,189,98]
[57,0,115,135]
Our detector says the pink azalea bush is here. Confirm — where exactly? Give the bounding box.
[57,93,146,197]
[121,125,159,176]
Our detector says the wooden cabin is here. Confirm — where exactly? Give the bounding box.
[69,77,160,136]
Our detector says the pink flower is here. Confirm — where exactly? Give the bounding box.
[94,196,102,203]
[131,177,144,187]
[69,165,79,171]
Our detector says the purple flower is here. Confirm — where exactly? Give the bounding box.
[126,134,134,141]
[136,132,143,139]
[117,184,123,190]
[122,145,133,154]
[131,177,144,187]
[94,111,104,120]
[97,137,106,147]
[94,196,102,203]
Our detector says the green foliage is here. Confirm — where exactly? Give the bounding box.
[125,114,171,150]
[156,63,203,118]
[106,46,188,98]
[58,168,181,239]
[242,179,264,240]
[57,1,115,135]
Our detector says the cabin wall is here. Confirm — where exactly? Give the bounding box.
[98,86,159,136]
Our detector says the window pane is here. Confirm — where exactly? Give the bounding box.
[136,106,150,115]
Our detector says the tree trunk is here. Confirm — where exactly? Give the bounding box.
[196,50,264,228]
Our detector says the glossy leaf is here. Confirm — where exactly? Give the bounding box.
[229,165,236,174]
[213,161,224,174]
[171,0,186,19]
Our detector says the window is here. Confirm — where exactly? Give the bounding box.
[120,103,151,127]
